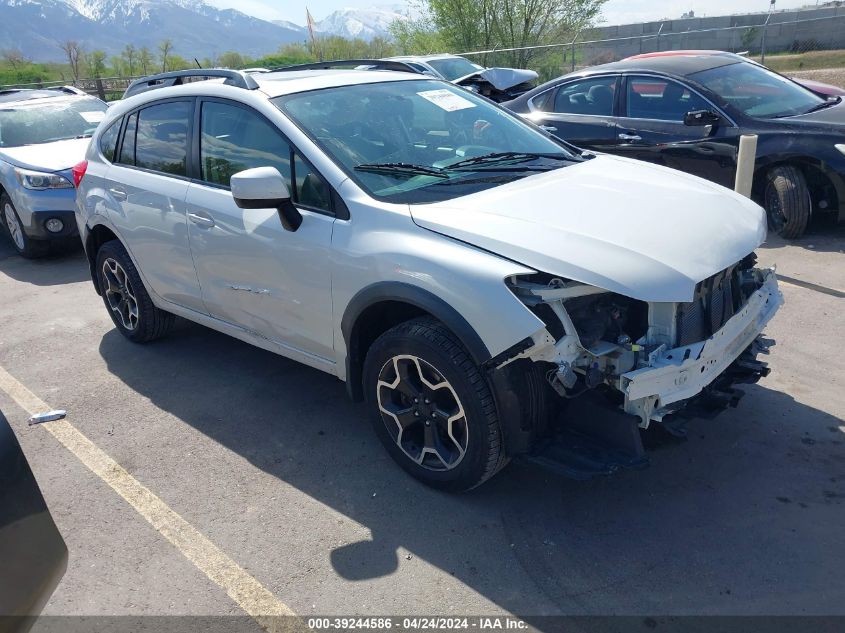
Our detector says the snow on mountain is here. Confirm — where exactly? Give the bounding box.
[314,5,408,40]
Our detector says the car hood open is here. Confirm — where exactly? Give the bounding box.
[410,155,766,303]
[0,137,91,172]
[454,67,539,91]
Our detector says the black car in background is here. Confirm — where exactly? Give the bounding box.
[0,408,67,633]
[504,55,845,238]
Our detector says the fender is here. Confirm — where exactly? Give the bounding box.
[341,281,492,401]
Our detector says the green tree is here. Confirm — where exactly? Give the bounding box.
[86,50,107,79]
[123,44,137,75]
[138,47,152,75]
[218,51,245,69]
[158,39,173,72]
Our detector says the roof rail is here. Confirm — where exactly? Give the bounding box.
[123,69,260,99]
[267,59,418,74]
[47,85,88,96]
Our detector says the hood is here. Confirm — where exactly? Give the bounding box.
[780,98,845,126]
[0,138,91,172]
[792,78,845,97]
[455,67,539,91]
[410,155,766,303]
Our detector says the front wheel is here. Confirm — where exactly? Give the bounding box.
[2,194,48,258]
[363,317,507,491]
[764,165,811,239]
[95,240,174,343]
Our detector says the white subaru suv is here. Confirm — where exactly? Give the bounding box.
[75,69,782,491]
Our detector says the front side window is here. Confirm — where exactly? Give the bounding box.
[625,76,710,121]
[274,79,578,204]
[199,101,331,212]
[134,101,190,176]
[689,61,827,119]
[0,96,107,147]
[549,76,617,116]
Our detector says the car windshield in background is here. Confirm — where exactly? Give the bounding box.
[426,57,484,81]
[689,61,827,119]
[0,97,107,147]
[274,79,577,204]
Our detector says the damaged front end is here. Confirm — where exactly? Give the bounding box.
[455,67,539,102]
[498,253,783,475]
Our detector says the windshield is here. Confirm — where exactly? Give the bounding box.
[0,97,107,147]
[274,79,577,204]
[689,61,827,119]
[427,57,484,81]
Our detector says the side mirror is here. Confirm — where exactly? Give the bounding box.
[231,167,302,232]
[684,109,722,127]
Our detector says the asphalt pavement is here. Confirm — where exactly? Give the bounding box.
[0,220,843,623]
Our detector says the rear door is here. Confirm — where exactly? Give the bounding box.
[611,74,739,188]
[525,75,620,150]
[185,99,336,362]
[105,98,205,312]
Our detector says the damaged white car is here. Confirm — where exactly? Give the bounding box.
[76,69,782,491]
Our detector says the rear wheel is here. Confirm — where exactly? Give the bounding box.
[764,166,811,239]
[2,194,49,258]
[95,240,174,343]
[363,317,506,491]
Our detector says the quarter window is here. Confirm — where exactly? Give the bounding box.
[625,77,711,121]
[199,101,331,212]
[99,120,120,162]
[546,76,617,116]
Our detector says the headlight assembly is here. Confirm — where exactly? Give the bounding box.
[14,168,73,190]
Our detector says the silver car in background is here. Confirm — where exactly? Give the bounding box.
[0,87,107,257]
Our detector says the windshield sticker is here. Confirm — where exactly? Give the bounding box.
[79,111,105,123]
[417,89,476,112]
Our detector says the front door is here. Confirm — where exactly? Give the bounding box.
[610,75,739,188]
[185,99,336,362]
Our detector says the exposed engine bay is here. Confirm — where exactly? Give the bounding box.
[504,253,783,428]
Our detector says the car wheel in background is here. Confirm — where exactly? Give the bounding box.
[764,166,811,239]
[95,240,174,343]
[363,317,508,491]
[1,194,49,258]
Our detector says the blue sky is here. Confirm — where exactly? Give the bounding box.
[205,0,813,26]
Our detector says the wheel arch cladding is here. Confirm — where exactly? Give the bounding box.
[341,282,492,402]
[85,223,120,295]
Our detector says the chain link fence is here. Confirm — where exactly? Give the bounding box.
[460,11,845,86]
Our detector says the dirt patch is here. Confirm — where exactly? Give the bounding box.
[787,68,845,89]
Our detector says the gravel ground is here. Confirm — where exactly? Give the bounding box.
[788,67,845,89]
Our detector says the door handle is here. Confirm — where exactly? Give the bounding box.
[109,187,127,201]
[539,125,558,132]
[618,133,642,142]
[187,211,215,228]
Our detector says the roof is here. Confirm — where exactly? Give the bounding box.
[0,87,90,105]
[254,69,426,97]
[571,55,741,78]
[387,54,463,63]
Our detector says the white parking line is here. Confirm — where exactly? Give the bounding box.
[0,364,296,631]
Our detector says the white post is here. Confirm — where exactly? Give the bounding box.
[734,134,758,198]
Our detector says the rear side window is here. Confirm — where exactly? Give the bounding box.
[99,120,120,162]
[549,76,617,116]
[134,101,190,176]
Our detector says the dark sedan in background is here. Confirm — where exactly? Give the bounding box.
[504,54,845,238]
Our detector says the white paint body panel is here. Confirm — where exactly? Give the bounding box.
[411,154,767,302]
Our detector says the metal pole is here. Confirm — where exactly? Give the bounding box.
[570,31,580,73]
[656,23,664,51]
[761,12,772,64]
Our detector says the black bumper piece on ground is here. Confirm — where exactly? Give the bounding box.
[521,338,772,481]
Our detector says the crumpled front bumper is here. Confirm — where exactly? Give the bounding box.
[620,268,783,426]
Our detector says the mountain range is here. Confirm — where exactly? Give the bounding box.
[0,0,407,62]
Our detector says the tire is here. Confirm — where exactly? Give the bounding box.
[95,240,174,343]
[363,317,507,492]
[2,194,49,258]
[764,165,811,239]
